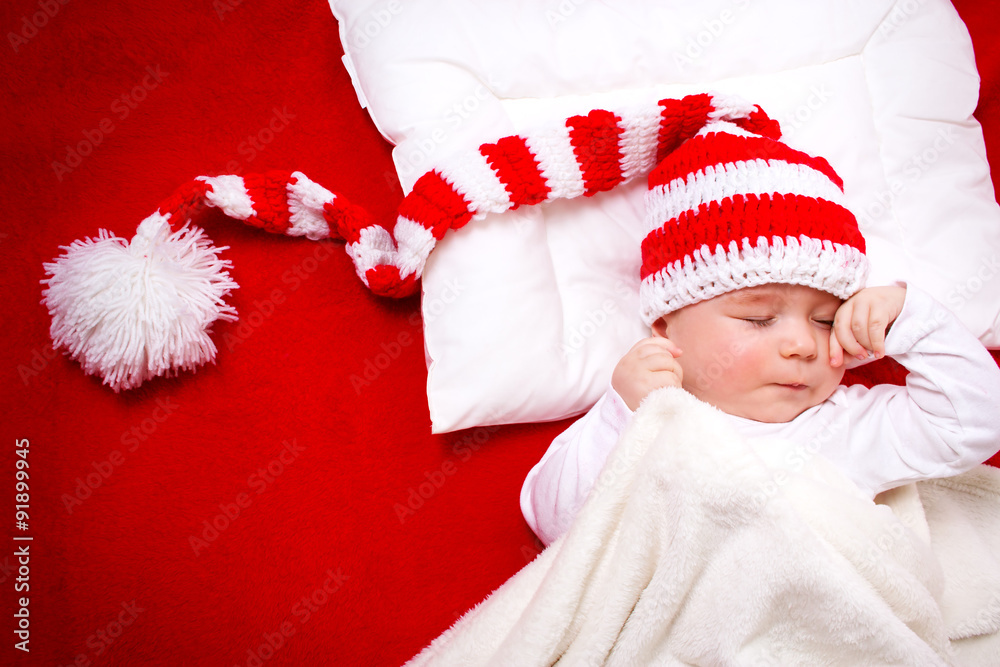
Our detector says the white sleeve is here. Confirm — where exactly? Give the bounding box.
[845,284,1000,495]
[520,386,632,546]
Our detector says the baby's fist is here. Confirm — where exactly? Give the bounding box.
[830,285,907,367]
[611,337,683,411]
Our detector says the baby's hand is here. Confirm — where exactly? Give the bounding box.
[611,337,684,411]
[830,286,907,368]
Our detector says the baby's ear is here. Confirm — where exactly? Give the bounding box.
[651,317,669,339]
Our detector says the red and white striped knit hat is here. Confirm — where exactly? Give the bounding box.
[42,92,865,391]
[639,116,868,324]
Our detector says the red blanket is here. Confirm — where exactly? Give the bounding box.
[2,1,998,665]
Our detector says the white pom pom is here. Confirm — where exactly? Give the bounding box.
[42,214,238,391]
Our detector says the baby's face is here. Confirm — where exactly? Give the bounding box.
[653,283,846,423]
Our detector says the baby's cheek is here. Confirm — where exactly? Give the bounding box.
[680,349,737,396]
[820,366,847,395]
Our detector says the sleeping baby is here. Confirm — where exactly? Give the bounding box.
[521,114,1000,547]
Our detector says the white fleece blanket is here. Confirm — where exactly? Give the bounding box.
[406,388,1000,666]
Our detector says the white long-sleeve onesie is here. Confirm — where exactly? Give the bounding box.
[521,286,1000,546]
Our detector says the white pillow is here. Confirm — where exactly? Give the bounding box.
[330,0,1000,433]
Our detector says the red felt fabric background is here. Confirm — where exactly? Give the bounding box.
[1,1,998,665]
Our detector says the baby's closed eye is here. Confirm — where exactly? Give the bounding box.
[740,317,774,328]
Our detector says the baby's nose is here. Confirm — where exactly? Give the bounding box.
[779,321,819,359]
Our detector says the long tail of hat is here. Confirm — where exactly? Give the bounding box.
[133,92,780,298]
[42,92,780,390]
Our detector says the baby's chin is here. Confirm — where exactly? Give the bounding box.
[736,405,813,424]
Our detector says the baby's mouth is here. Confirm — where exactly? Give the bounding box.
[776,383,808,391]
